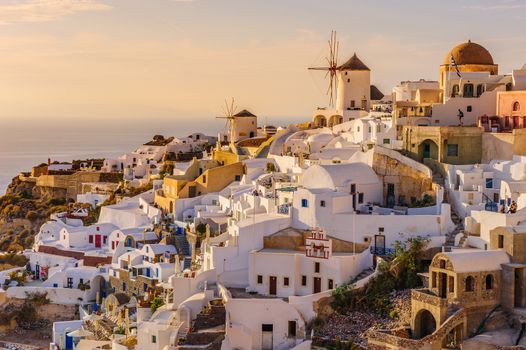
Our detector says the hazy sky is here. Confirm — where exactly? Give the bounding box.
[0,0,525,123]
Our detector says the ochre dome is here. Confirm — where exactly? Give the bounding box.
[443,40,494,66]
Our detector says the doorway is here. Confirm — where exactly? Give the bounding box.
[439,272,448,298]
[515,268,523,308]
[95,235,102,248]
[269,276,277,295]
[423,143,430,158]
[374,235,386,255]
[189,186,197,198]
[262,324,273,350]
[35,264,40,280]
[313,277,321,293]
[386,183,395,208]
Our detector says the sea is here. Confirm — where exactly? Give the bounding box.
[0,115,303,195]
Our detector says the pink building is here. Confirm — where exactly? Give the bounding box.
[479,91,526,132]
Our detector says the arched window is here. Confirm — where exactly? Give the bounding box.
[513,101,521,112]
[463,84,474,98]
[452,84,460,97]
[476,84,485,97]
[465,276,475,292]
[485,274,494,290]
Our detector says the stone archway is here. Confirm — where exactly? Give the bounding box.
[418,139,439,162]
[328,115,343,127]
[89,275,108,302]
[313,115,327,128]
[414,309,437,339]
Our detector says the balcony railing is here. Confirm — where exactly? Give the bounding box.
[370,246,395,255]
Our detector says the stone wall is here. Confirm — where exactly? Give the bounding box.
[109,269,157,297]
[368,308,467,350]
[489,227,526,264]
[372,147,434,206]
[36,171,121,200]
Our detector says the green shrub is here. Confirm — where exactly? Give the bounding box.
[331,283,356,313]
[150,296,165,313]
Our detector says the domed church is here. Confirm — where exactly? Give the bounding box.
[439,40,499,90]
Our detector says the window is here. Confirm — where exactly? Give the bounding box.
[350,100,355,108]
[449,276,454,293]
[67,278,73,289]
[358,193,364,204]
[301,199,309,208]
[467,105,472,112]
[89,235,93,244]
[314,262,320,273]
[498,234,504,249]
[486,178,493,189]
[320,200,326,207]
[144,283,148,292]
[350,184,356,194]
[383,138,390,145]
[513,101,521,112]
[347,78,350,83]
[439,259,446,269]
[103,236,107,244]
[202,175,206,183]
[447,144,459,157]
[485,274,494,290]
[288,321,297,338]
[262,324,273,332]
[476,84,485,96]
[283,277,289,287]
[257,275,263,284]
[79,278,84,285]
[152,335,157,344]
[463,83,474,98]
[122,282,127,291]
[235,175,241,181]
[452,84,460,97]
[328,279,334,289]
[465,276,474,292]
[431,272,437,288]
[357,126,361,132]
[301,275,307,286]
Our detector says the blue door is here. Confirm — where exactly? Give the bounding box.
[65,334,73,349]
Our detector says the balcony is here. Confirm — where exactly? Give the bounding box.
[411,289,448,308]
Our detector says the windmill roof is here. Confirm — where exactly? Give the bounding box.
[234,109,257,118]
[370,85,385,101]
[338,53,370,71]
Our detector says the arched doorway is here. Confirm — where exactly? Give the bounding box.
[328,115,343,127]
[418,139,439,161]
[414,309,437,338]
[313,115,327,128]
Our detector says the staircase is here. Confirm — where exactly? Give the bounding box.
[173,234,191,256]
[191,300,226,332]
[352,267,375,283]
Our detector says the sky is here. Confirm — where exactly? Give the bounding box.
[0,0,526,125]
